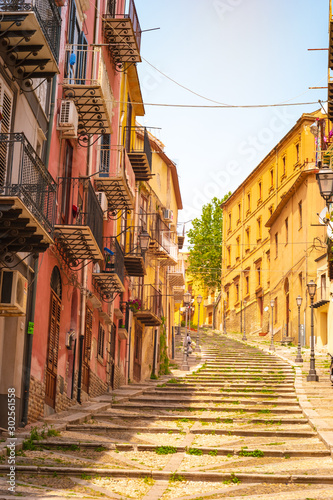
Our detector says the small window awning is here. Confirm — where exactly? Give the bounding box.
[313,299,329,309]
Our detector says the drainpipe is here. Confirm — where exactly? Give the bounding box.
[20,256,39,426]
[45,76,57,170]
[77,265,88,403]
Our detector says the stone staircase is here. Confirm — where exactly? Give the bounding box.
[1,332,333,499]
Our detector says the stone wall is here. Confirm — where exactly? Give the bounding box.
[27,376,45,423]
[88,370,108,397]
[226,294,271,337]
[113,365,125,389]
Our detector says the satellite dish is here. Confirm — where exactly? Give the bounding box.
[327,225,333,240]
[319,207,329,225]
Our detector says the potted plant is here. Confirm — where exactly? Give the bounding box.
[128,298,141,313]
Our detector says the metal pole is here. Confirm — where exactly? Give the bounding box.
[196,303,201,353]
[307,296,319,381]
[178,307,181,335]
[223,300,227,335]
[295,303,303,363]
[240,300,242,334]
[269,303,275,351]
[242,301,247,341]
[181,305,189,370]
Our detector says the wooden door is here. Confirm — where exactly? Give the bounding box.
[133,322,142,382]
[45,291,61,408]
[82,307,93,394]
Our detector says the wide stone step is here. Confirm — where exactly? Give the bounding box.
[130,396,298,406]
[112,402,302,413]
[165,383,295,391]
[152,389,297,399]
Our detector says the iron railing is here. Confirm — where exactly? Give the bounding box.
[0,132,56,234]
[56,177,103,251]
[124,126,152,171]
[132,284,162,317]
[0,0,61,61]
[106,0,141,50]
[98,145,136,198]
[103,236,125,285]
[148,213,177,258]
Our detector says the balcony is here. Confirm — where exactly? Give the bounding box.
[95,146,135,212]
[54,178,103,267]
[63,46,114,141]
[121,226,146,277]
[0,133,56,255]
[148,214,178,265]
[204,295,217,308]
[0,0,61,84]
[124,126,152,181]
[92,237,125,302]
[168,261,185,287]
[132,284,162,326]
[173,286,185,303]
[103,0,141,70]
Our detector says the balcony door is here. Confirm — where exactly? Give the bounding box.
[45,267,62,409]
[82,306,93,394]
[133,322,142,382]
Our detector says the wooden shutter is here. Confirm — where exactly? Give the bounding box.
[84,306,93,364]
[47,291,61,372]
[0,80,12,186]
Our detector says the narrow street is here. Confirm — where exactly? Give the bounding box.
[2,331,333,499]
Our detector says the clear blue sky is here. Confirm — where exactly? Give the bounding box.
[135,0,329,242]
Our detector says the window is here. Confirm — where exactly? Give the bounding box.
[258,181,262,200]
[235,282,239,302]
[275,233,278,258]
[298,201,302,229]
[257,217,262,241]
[321,274,327,300]
[270,169,274,188]
[237,203,241,223]
[100,134,111,176]
[296,143,300,163]
[299,272,302,293]
[282,156,286,177]
[98,323,105,360]
[228,212,232,231]
[245,275,249,295]
[245,227,250,252]
[227,246,231,267]
[247,192,251,213]
[268,205,274,217]
[256,264,261,287]
[226,289,230,309]
[236,236,240,259]
[285,218,288,245]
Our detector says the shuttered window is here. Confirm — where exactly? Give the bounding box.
[0,79,13,186]
[47,291,61,372]
[97,323,105,359]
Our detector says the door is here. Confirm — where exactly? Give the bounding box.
[82,306,93,394]
[133,322,142,382]
[45,291,61,408]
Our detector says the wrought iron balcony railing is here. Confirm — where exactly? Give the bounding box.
[124,126,152,180]
[104,0,141,69]
[0,133,56,253]
[95,145,135,211]
[168,260,185,287]
[55,177,103,266]
[131,284,162,326]
[148,213,178,264]
[92,237,125,301]
[118,225,147,277]
[63,45,114,140]
[0,0,61,81]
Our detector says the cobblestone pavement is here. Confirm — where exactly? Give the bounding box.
[1,330,333,499]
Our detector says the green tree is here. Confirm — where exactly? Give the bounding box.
[187,194,230,290]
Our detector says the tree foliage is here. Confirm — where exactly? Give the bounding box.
[187,194,230,290]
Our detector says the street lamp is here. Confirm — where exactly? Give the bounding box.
[316,161,333,206]
[242,300,247,341]
[295,295,303,363]
[269,299,275,351]
[181,291,191,370]
[138,229,150,253]
[195,295,202,352]
[307,280,319,382]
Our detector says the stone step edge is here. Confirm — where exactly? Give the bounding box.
[3,466,333,484]
[164,384,295,390]
[111,404,302,414]
[94,413,307,424]
[65,425,315,437]
[153,390,297,398]
[31,441,329,457]
[128,398,298,406]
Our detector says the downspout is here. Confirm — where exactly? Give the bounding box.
[77,265,88,403]
[20,256,39,426]
[45,76,57,170]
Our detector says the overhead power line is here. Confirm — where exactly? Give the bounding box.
[117,100,323,109]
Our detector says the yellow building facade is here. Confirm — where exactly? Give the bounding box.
[222,110,327,344]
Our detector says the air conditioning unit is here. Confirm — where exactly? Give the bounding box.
[0,270,28,315]
[57,100,78,138]
[96,191,108,220]
[163,209,173,222]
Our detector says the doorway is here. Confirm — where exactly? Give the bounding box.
[133,322,142,382]
[82,306,93,394]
